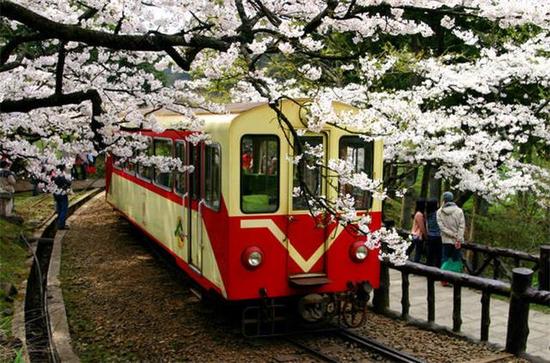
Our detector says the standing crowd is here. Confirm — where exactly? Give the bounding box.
[0,157,75,231]
[409,192,466,277]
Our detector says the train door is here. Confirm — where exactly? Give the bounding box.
[187,141,203,273]
[287,134,328,278]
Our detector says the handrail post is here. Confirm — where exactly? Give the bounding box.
[472,250,479,274]
[401,272,410,319]
[539,245,550,291]
[506,268,532,355]
[452,284,462,332]
[427,278,435,324]
[492,257,500,280]
[480,290,491,341]
[373,261,389,313]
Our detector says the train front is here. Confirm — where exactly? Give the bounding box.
[226,104,384,334]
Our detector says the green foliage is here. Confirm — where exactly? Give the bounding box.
[13,348,24,363]
[463,199,549,252]
[0,191,88,343]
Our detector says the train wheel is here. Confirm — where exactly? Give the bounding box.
[342,297,367,328]
[298,294,327,323]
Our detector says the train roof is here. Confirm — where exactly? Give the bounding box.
[150,99,353,131]
[150,101,269,130]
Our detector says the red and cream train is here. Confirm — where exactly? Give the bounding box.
[106,100,383,334]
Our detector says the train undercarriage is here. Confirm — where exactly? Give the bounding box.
[241,282,373,337]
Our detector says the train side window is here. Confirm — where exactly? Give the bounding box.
[153,138,173,189]
[241,135,279,213]
[339,136,374,210]
[292,135,324,210]
[189,144,201,200]
[112,155,122,169]
[174,142,186,194]
[124,161,136,174]
[137,138,154,180]
[123,151,136,174]
[204,143,221,211]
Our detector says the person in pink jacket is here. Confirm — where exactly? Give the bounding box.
[411,199,427,263]
[436,191,465,264]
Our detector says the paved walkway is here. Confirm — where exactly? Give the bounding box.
[389,269,550,361]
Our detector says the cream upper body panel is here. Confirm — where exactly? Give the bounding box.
[152,100,383,217]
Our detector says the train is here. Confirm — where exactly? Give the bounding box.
[106,100,383,335]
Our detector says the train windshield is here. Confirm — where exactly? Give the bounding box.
[292,136,324,210]
[339,136,374,210]
[241,135,279,213]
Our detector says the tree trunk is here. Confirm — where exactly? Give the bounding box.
[420,164,431,200]
[456,191,473,207]
[443,179,451,195]
[400,189,417,229]
[400,166,418,229]
[468,195,479,242]
[479,198,490,216]
[428,167,441,201]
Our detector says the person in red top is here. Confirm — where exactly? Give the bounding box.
[242,150,253,172]
[410,199,427,263]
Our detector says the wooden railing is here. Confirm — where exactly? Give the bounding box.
[394,228,550,290]
[372,260,550,356]
[463,242,549,288]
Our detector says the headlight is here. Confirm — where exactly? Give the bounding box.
[248,251,262,267]
[242,247,264,269]
[350,241,368,263]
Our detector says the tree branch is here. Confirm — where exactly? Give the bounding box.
[303,0,338,34]
[0,89,105,148]
[0,90,98,113]
[0,32,50,65]
[55,42,67,95]
[0,0,235,59]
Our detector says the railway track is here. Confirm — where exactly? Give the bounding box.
[284,336,339,363]
[336,329,425,363]
[285,328,425,363]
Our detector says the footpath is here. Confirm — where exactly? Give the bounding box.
[389,269,550,361]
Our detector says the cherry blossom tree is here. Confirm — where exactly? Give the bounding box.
[1,0,549,262]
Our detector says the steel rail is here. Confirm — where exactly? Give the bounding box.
[284,337,339,363]
[337,330,425,363]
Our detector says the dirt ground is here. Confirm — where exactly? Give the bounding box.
[59,195,519,362]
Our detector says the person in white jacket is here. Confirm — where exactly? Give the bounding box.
[436,191,465,264]
[0,160,16,217]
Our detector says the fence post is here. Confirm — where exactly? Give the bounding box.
[401,272,410,319]
[539,245,550,291]
[452,284,462,332]
[472,250,479,274]
[427,278,435,324]
[480,290,491,342]
[505,268,532,355]
[373,261,389,313]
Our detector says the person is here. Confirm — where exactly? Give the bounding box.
[79,152,88,179]
[242,149,253,172]
[53,164,72,230]
[0,160,16,217]
[425,199,442,267]
[437,191,465,266]
[410,199,427,263]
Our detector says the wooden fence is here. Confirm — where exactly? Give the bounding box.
[395,228,550,290]
[372,259,550,356]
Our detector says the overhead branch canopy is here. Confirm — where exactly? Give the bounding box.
[0,0,548,210]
